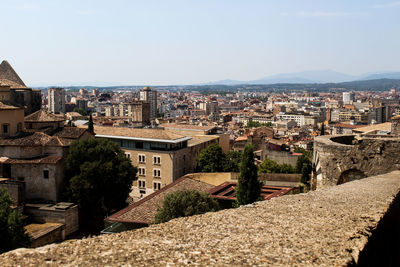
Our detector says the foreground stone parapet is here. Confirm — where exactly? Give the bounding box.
[313,134,400,189]
[2,171,400,266]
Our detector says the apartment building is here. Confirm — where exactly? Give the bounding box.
[93,126,222,200]
[48,88,66,114]
[139,87,157,119]
[276,113,305,126]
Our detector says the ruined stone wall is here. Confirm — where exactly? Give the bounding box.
[313,135,400,189]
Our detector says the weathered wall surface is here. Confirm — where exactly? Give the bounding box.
[265,150,299,166]
[2,171,400,266]
[25,204,78,236]
[313,135,400,189]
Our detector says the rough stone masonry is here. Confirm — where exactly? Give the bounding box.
[1,171,400,266]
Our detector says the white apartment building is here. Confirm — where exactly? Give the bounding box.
[276,113,305,126]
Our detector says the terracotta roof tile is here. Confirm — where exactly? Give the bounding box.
[5,155,62,164]
[25,109,65,122]
[0,102,22,110]
[0,60,26,88]
[93,126,188,141]
[0,132,69,147]
[53,127,89,139]
[107,177,214,225]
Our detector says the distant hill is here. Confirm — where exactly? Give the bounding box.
[205,70,400,85]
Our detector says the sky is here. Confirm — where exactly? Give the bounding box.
[0,0,399,86]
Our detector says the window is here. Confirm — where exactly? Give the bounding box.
[138,154,146,163]
[17,123,22,133]
[153,169,161,178]
[43,169,49,179]
[153,156,161,165]
[153,182,161,191]
[138,167,146,176]
[2,124,9,135]
[138,180,146,188]
[125,152,131,159]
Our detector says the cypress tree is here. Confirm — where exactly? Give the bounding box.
[236,144,261,206]
[321,123,325,135]
[88,113,94,133]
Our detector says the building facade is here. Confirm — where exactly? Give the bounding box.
[139,87,157,119]
[48,88,66,114]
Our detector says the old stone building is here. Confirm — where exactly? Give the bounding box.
[0,60,41,115]
[0,108,93,203]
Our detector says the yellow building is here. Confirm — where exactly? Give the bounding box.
[93,126,222,200]
[0,85,11,102]
[0,102,24,137]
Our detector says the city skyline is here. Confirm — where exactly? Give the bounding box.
[1,0,399,85]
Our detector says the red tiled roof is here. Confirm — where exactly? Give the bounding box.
[106,176,214,225]
[5,155,62,164]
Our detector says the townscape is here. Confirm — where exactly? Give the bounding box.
[1,1,400,265]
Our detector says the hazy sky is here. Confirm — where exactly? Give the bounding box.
[1,0,399,85]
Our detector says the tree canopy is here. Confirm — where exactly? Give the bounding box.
[65,138,137,227]
[154,190,219,224]
[196,144,242,173]
[73,107,88,116]
[196,144,226,172]
[246,119,273,128]
[258,158,296,174]
[0,189,31,253]
[236,144,261,206]
[223,151,242,172]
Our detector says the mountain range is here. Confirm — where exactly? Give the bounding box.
[204,70,400,85]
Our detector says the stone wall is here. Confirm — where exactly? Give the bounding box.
[392,115,400,136]
[313,135,400,189]
[2,171,400,266]
[265,149,299,166]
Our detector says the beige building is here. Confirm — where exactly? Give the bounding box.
[0,102,24,137]
[93,126,223,200]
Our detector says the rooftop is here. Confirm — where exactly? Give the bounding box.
[107,177,214,225]
[159,123,216,132]
[2,171,400,266]
[0,60,27,88]
[0,102,22,110]
[25,109,65,123]
[93,126,191,143]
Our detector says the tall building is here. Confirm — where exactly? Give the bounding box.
[342,92,355,104]
[48,88,66,114]
[139,87,157,119]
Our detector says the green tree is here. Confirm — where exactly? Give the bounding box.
[296,154,312,174]
[196,144,226,172]
[301,162,312,186]
[154,190,219,224]
[88,113,94,133]
[236,144,261,206]
[258,158,295,174]
[65,138,137,229]
[73,107,88,116]
[0,189,31,253]
[223,151,242,172]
